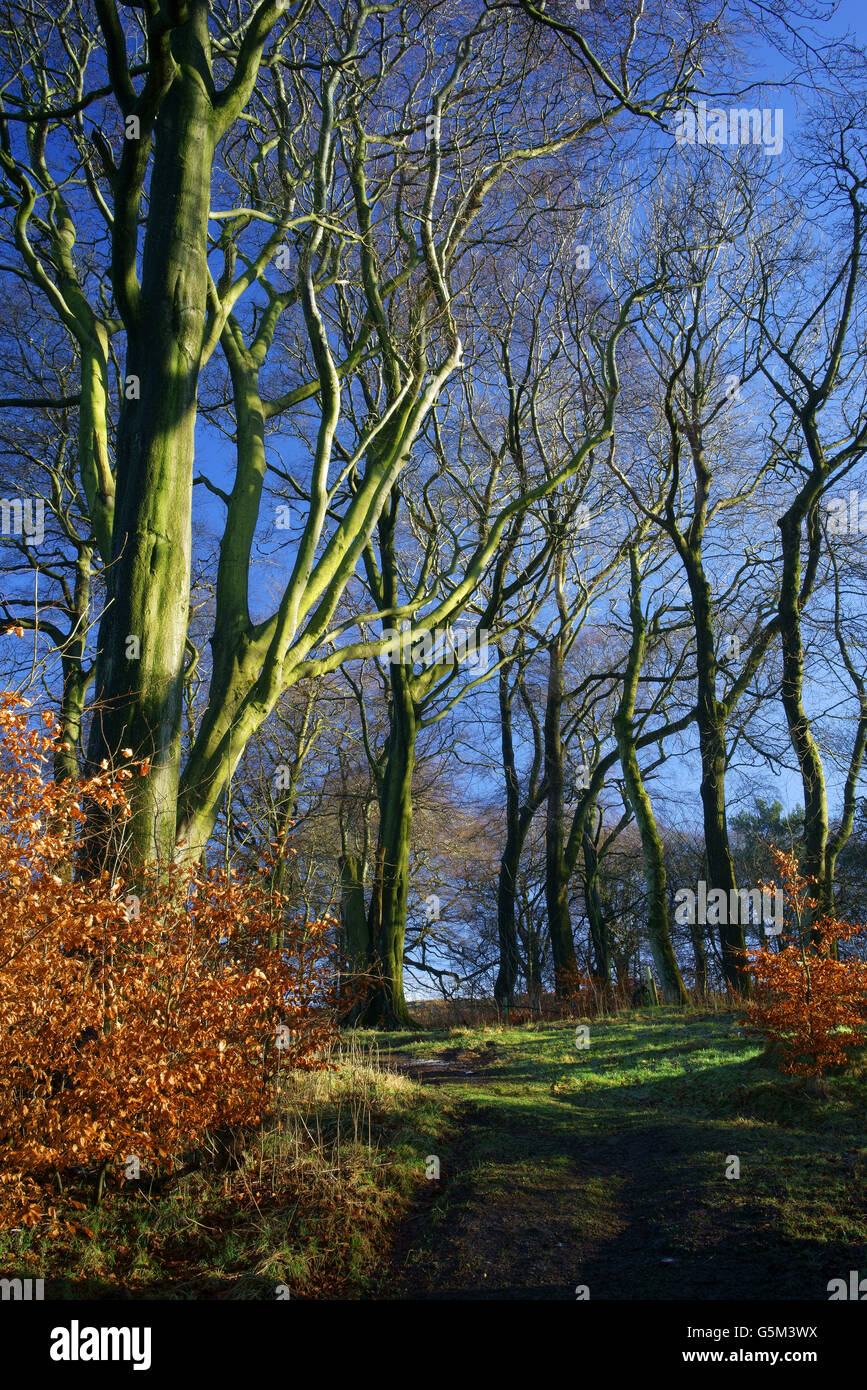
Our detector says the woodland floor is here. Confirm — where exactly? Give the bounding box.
[4,1009,864,1299]
[371,1010,867,1301]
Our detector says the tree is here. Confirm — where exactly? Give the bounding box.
[754,96,867,918]
[606,154,786,989]
[614,543,688,1004]
[0,0,732,870]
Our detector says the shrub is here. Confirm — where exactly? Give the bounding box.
[0,693,337,1229]
[739,848,867,1076]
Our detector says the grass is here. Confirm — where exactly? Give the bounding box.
[370,1008,867,1299]
[3,1008,864,1299]
[0,1034,457,1300]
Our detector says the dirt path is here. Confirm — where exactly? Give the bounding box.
[380,1040,862,1301]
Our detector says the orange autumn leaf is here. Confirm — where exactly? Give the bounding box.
[0,691,338,1228]
[738,847,867,1076]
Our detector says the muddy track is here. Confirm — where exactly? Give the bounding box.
[381,1054,860,1301]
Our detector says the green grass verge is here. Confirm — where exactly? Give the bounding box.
[369,1008,867,1298]
[0,1039,457,1300]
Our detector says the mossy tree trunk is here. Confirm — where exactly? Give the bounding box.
[656,370,760,992]
[85,4,218,865]
[338,853,371,1022]
[357,661,417,1028]
[495,657,546,1010]
[55,545,94,786]
[544,596,579,995]
[778,503,829,928]
[689,919,709,995]
[823,551,867,917]
[581,820,612,985]
[681,551,745,990]
[761,173,866,928]
[615,548,688,1007]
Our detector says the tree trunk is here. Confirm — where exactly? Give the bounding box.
[357,663,416,1028]
[778,507,828,930]
[582,822,612,985]
[683,555,745,991]
[338,853,372,1023]
[86,10,216,866]
[615,549,688,1006]
[544,632,579,994]
[55,545,93,784]
[494,661,542,1010]
[518,900,544,1013]
[175,335,272,859]
[689,920,709,996]
[824,683,867,917]
[495,819,523,1010]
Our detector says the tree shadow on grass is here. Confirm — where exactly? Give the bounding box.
[388,1052,866,1301]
